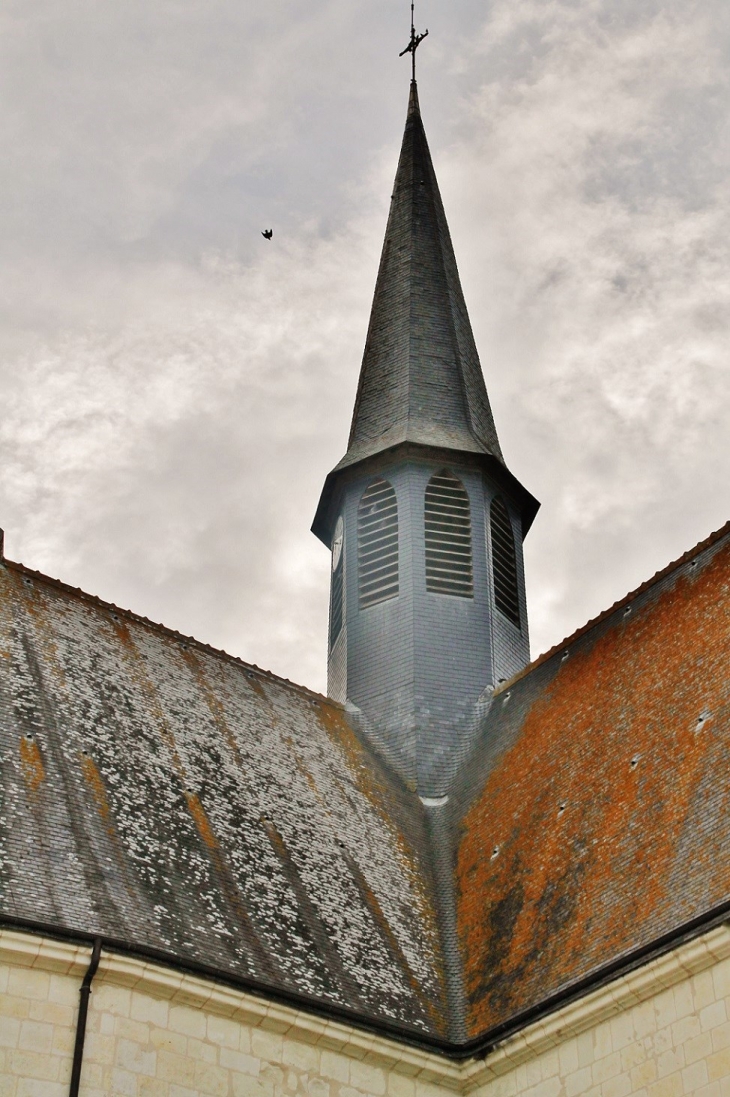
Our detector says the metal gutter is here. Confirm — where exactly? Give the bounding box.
[0,913,449,1053]
[2,902,729,1064]
[69,937,101,1097]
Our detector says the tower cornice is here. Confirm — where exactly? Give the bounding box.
[312,441,539,547]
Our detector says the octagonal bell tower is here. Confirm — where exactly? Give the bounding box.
[312,82,539,796]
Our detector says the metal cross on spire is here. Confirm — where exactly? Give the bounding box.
[399,0,428,81]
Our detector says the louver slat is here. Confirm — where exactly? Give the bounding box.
[330,559,343,645]
[425,472,473,597]
[490,496,521,627]
[358,480,399,608]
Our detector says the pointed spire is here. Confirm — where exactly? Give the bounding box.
[313,84,539,543]
[341,83,504,471]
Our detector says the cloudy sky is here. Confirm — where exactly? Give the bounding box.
[2,0,729,693]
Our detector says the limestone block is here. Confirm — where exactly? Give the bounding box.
[707,1046,730,1082]
[682,1059,709,1092]
[655,1047,684,1080]
[150,1025,187,1055]
[169,1004,208,1039]
[231,1076,275,1097]
[694,973,720,1012]
[0,1015,21,1049]
[8,1047,61,1080]
[18,1020,53,1054]
[702,1003,728,1033]
[282,1036,320,1073]
[193,1058,229,1096]
[630,1058,657,1089]
[320,1048,351,1083]
[349,1058,387,1095]
[601,1068,632,1097]
[132,991,170,1028]
[388,1072,417,1097]
[684,1031,713,1066]
[187,1036,217,1063]
[219,1047,262,1075]
[7,971,48,1003]
[206,1013,241,1050]
[157,1048,196,1085]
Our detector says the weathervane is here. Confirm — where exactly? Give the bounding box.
[399,1,428,81]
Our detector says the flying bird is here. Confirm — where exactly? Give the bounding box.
[262,229,273,240]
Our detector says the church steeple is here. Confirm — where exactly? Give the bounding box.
[347,81,503,468]
[313,82,539,795]
[313,84,537,542]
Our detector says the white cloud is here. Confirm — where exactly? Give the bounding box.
[1,0,729,690]
[0,209,387,688]
[441,0,730,656]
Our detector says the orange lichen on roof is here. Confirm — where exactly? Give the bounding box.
[81,753,111,821]
[19,737,45,793]
[457,536,730,1035]
[185,791,218,851]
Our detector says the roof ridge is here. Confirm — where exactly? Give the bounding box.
[494,516,730,695]
[1,557,339,710]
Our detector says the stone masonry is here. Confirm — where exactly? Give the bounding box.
[2,925,730,1096]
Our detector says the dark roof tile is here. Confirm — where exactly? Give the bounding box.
[341,83,503,471]
[0,560,447,1036]
[454,523,730,1036]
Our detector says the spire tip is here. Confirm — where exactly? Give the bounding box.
[408,80,420,116]
[398,1,428,81]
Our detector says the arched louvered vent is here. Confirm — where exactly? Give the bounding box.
[358,479,399,608]
[329,516,344,647]
[490,496,521,627]
[425,471,473,597]
[330,566,343,646]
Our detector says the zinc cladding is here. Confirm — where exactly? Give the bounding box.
[338,82,503,471]
[0,559,446,1038]
[454,519,730,1039]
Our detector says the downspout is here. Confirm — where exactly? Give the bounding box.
[69,937,102,1097]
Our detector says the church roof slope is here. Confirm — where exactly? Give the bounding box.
[455,521,730,1039]
[341,82,503,470]
[3,521,730,1051]
[0,559,447,1038]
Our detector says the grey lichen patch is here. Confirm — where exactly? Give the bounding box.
[0,564,445,1035]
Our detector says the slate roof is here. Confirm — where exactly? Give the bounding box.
[455,520,730,1040]
[0,558,448,1039]
[311,83,539,546]
[342,82,503,470]
[2,523,730,1053]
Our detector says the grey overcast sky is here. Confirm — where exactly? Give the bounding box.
[1,0,729,693]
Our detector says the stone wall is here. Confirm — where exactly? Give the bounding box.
[1,925,730,1096]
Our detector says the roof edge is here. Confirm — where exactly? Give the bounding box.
[495,516,730,697]
[1,557,337,711]
[312,443,539,546]
[0,913,456,1055]
[3,893,730,1060]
